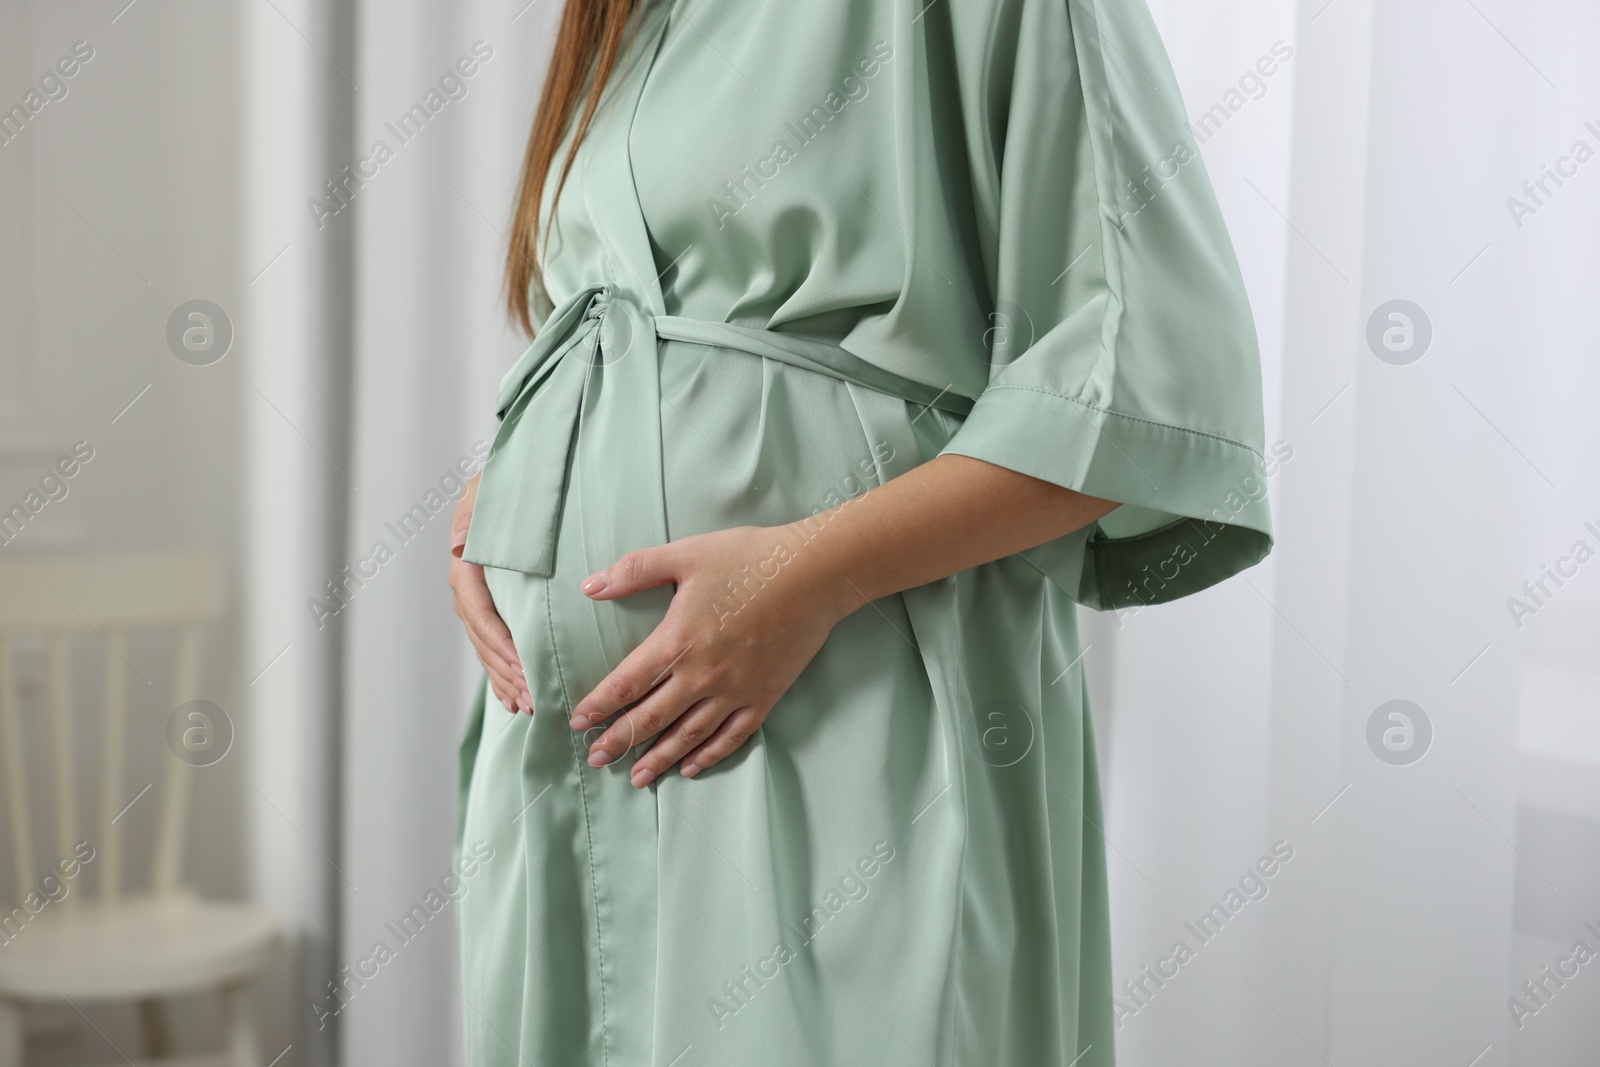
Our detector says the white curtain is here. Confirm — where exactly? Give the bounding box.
[244,2,556,1064]
[241,1,1600,1064]
[1105,2,1599,1065]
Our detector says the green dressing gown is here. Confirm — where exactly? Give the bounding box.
[457,0,1272,1063]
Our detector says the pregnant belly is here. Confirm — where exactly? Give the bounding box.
[483,337,936,721]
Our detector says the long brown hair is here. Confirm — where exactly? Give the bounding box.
[505,0,640,337]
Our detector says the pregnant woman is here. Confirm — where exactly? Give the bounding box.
[449,0,1272,1063]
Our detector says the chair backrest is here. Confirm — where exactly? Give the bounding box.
[0,551,223,909]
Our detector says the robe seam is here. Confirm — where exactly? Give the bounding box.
[568,12,674,1065]
[1060,0,1124,412]
[947,577,974,1067]
[972,382,1265,459]
[548,577,614,1067]
[1038,594,1070,1064]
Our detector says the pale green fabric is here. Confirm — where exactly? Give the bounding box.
[457,0,1270,1063]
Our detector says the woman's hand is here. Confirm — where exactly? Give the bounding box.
[450,471,533,714]
[574,456,1119,787]
[572,524,850,787]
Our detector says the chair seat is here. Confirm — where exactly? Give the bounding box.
[0,892,277,1001]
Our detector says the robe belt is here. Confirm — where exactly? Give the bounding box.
[461,283,977,577]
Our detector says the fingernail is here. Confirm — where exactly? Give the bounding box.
[681,762,700,778]
[631,767,656,788]
[569,714,589,730]
[588,748,614,768]
[580,572,608,595]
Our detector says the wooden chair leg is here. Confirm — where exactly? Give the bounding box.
[137,998,174,1059]
[0,998,24,1067]
[220,982,262,1067]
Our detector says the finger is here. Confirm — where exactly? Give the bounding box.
[580,544,679,601]
[465,609,531,707]
[465,613,530,710]
[469,607,521,680]
[448,561,531,711]
[570,637,692,728]
[478,653,523,713]
[467,630,522,710]
[681,707,766,778]
[456,576,523,683]
[452,571,531,707]
[630,698,734,787]
[586,675,700,769]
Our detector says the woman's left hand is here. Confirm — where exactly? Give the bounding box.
[571,523,851,788]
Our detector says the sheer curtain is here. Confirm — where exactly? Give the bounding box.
[243,2,553,1063]
[241,1,1600,1064]
[1108,2,1597,1065]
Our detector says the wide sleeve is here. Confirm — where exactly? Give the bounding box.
[935,0,1274,610]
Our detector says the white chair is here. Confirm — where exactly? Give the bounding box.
[0,552,277,1067]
